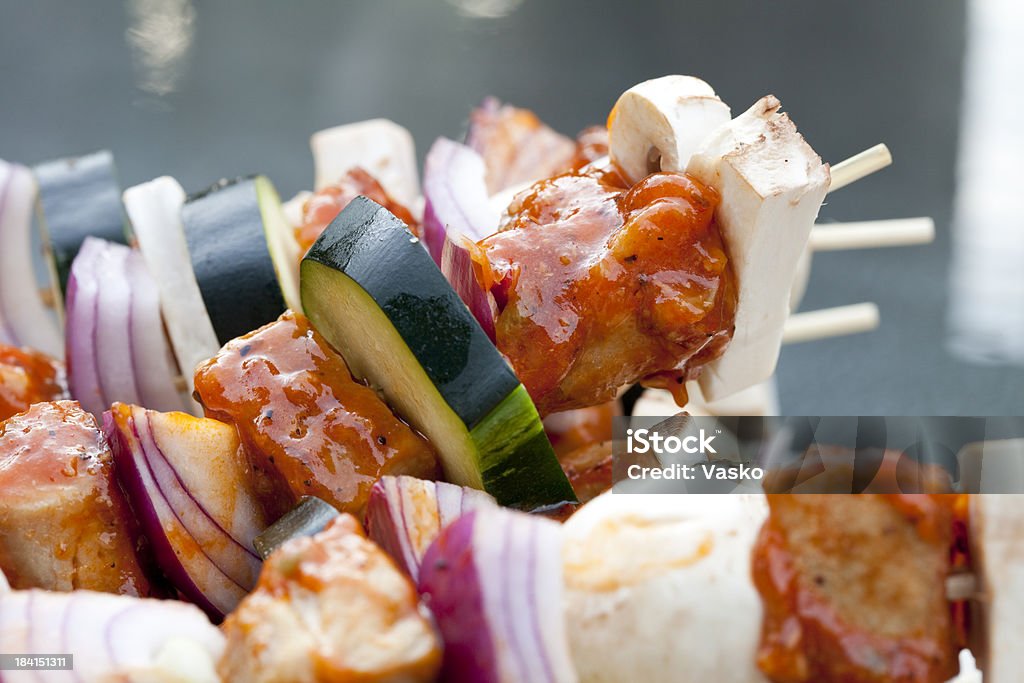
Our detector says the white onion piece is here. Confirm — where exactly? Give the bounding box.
[0,568,8,594]
[311,119,420,208]
[418,507,576,683]
[0,160,62,356]
[421,137,500,264]
[124,177,220,407]
[0,589,223,683]
[366,475,495,582]
[66,238,184,415]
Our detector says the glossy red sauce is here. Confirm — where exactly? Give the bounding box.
[193,311,438,521]
[480,166,736,415]
[0,345,67,421]
[296,167,419,255]
[753,494,959,683]
[0,400,153,595]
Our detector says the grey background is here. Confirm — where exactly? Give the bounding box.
[2,0,1020,414]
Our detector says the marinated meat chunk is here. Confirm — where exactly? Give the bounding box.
[193,310,438,521]
[219,514,441,683]
[753,494,959,683]
[296,167,419,255]
[480,167,736,414]
[0,345,67,421]
[0,400,154,595]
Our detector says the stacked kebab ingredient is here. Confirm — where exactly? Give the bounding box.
[0,76,1000,683]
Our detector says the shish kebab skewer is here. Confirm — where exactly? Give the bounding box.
[563,490,1002,683]
[606,76,940,400]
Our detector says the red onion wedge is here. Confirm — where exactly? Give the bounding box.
[0,589,223,683]
[366,475,495,582]
[65,238,184,416]
[105,403,267,619]
[0,159,62,357]
[422,137,500,265]
[440,234,498,342]
[418,507,577,683]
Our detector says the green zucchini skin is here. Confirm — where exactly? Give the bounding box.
[302,196,576,509]
[34,150,130,295]
[182,176,286,345]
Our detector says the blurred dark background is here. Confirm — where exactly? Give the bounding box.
[2,0,1021,414]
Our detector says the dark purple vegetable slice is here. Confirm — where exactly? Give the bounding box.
[365,475,495,581]
[418,507,577,683]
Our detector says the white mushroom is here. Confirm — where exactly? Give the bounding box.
[608,75,731,185]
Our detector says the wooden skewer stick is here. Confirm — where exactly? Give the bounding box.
[782,302,880,345]
[810,217,935,252]
[828,144,892,193]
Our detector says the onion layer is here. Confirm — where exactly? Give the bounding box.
[366,475,495,582]
[422,137,500,264]
[105,403,265,619]
[0,588,223,682]
[418,507,577,683]
[421,137,501,337]
[66,238,184,415]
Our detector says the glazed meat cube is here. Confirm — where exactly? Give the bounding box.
[753,494,958,683]
[219,514,441,683]
[480,168,736,414]
[0,400,154,595]
[193,310,438,521]
[0,345,67,421]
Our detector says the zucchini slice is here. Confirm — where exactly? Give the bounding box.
[182,175,300,345]
[301,196,575,509]
[33,150,130,312]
